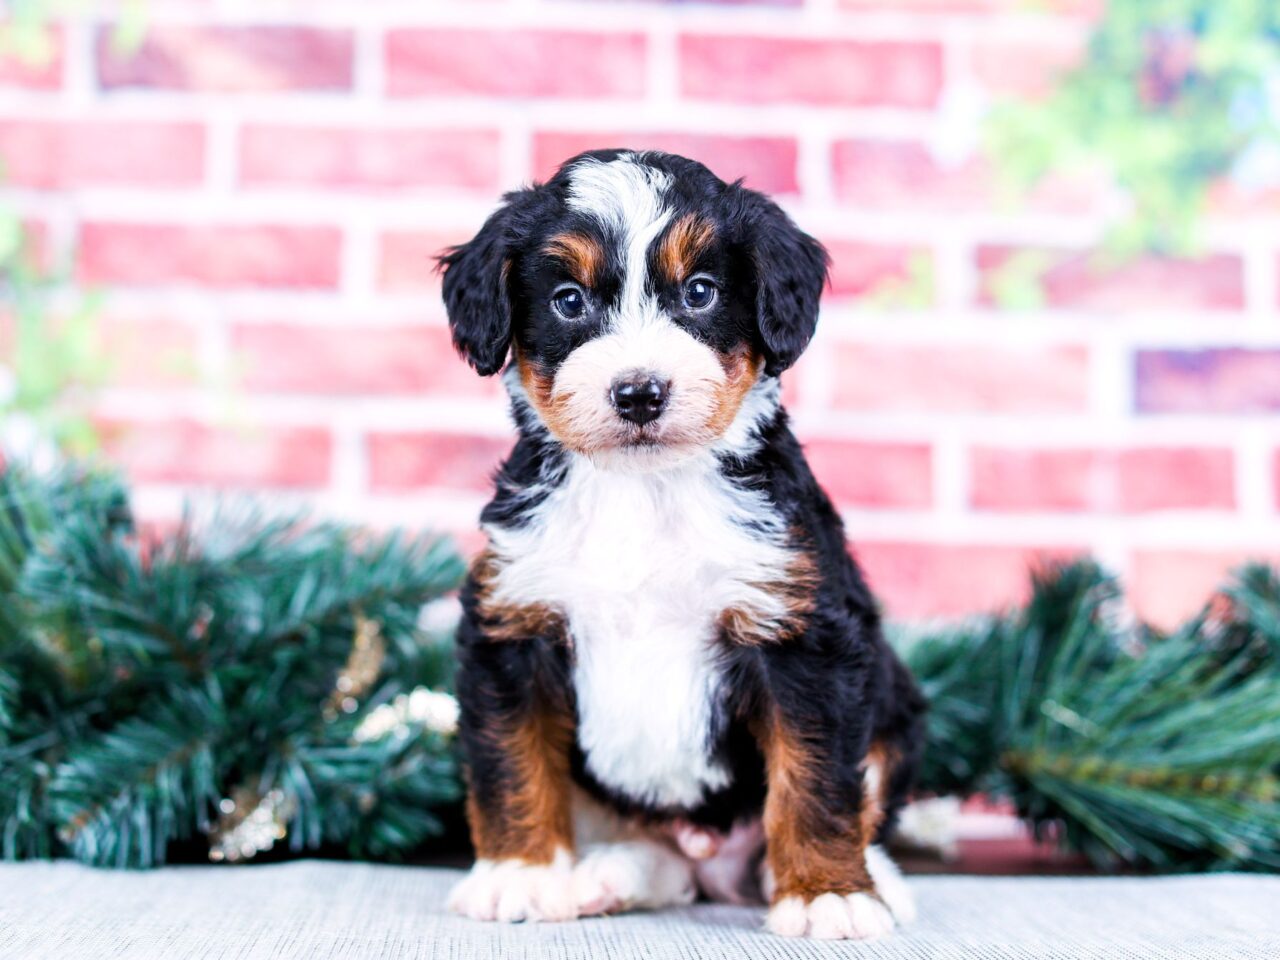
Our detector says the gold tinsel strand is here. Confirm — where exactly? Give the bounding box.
[323,614,387,721]
[208,785,293,863]
[208,615,386,862]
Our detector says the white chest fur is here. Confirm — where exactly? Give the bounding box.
[485,454,795,809]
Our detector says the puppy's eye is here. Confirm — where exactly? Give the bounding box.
[551,286,587,320]
[683,277,718,311]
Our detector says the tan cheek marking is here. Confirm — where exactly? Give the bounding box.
[543,232,604,288]
[517,355,583,453]
[705,348,762,437]
[658,213,717,285]
[761,712,876,901]
[466,705,576,863]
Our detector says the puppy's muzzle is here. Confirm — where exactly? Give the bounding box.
[610,374,670,426]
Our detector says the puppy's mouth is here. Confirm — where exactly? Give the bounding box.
[618,422,666,448]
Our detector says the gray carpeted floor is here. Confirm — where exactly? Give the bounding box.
[2,860,1277,959]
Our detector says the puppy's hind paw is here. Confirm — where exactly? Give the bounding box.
[572,842,696,917]
[766,892,896,940]
[866,843,917,925]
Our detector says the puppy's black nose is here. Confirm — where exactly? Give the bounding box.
[610,376,669,426]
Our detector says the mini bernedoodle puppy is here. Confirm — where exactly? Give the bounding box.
[439,149,927,940]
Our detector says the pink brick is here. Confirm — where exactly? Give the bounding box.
[230,323,501,399]
[368,432,513,493]
[1275,450,1280,510]
[824,240,931,301]
[101,316,201,388]
[1131,550,1280,631]
[833,140,976,209]
[827,343,1090,413]
[0,120,204,189]
[378,230,470,292]
[972,36,1088,99]
[801,439,933,509]
[387,30,646,99]
[977,247,1246,312]
[831,139,1102,215]
[100,419,331,488]
[97,25,354,92]
[838,0,1103,12]
[971,447,1236,513]
[78,223,342,289]
[0,26,63,89]
[240,126,500,191]
[532,132,799,194]
[1136,350,1280,414]
[680,35,942,108]
[856,542,1083,619]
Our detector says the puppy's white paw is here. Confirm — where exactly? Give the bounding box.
[572,842,696,917]
[866,844,916,924]
[766,892,896,940]
[447,852,577,923]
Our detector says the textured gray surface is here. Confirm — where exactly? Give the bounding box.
[1,860,1277,960]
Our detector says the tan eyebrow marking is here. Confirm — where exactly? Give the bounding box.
[658,213,717,285]
[542,232,604,287]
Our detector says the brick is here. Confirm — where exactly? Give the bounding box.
[970,447,1236,513]
[230,323,502,399]
[827,343,1090,413]
[96,25,354,92]
[833,140,977,209]
[1130,550,1280,631]
[824,240,932,302]
[240,126,500,191]
[837,0,1103,12]
[972,36,1088,99]
[587,0,800,5]
[368,432,512,493]
[0,120,204,189]
[387,29,646,99]
[0,25,63,89]
[532,132,799,194]
[831,139,1101,214]
[78,223,342,289]
[856,542,1082,619]
[680,36,943,108]
[3,310,196,390]
[1135,350,1280,414]
[800,439,932,509]
[977,247,1245,312]
[99,419,331,488]
[101,316,201,388]
[378,230,469,292]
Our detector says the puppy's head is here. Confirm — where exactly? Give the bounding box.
[440,150,828,471]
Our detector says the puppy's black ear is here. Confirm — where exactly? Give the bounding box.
[438,190,533,376]
[740,188,829,376]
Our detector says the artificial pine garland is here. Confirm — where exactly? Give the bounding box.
[899,562,1280,872]
[0,461,465,867]
[2,461,1278,872]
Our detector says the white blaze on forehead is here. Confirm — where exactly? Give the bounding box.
[565,154,673,325]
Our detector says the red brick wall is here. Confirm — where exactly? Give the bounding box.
[7,0,1280,628]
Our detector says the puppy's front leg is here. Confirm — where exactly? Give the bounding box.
[448,613,577,923]
[758,700,896,940]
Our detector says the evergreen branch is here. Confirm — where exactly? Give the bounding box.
[48,686,224,868]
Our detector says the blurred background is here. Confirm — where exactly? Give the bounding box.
[4,0,1280,630]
